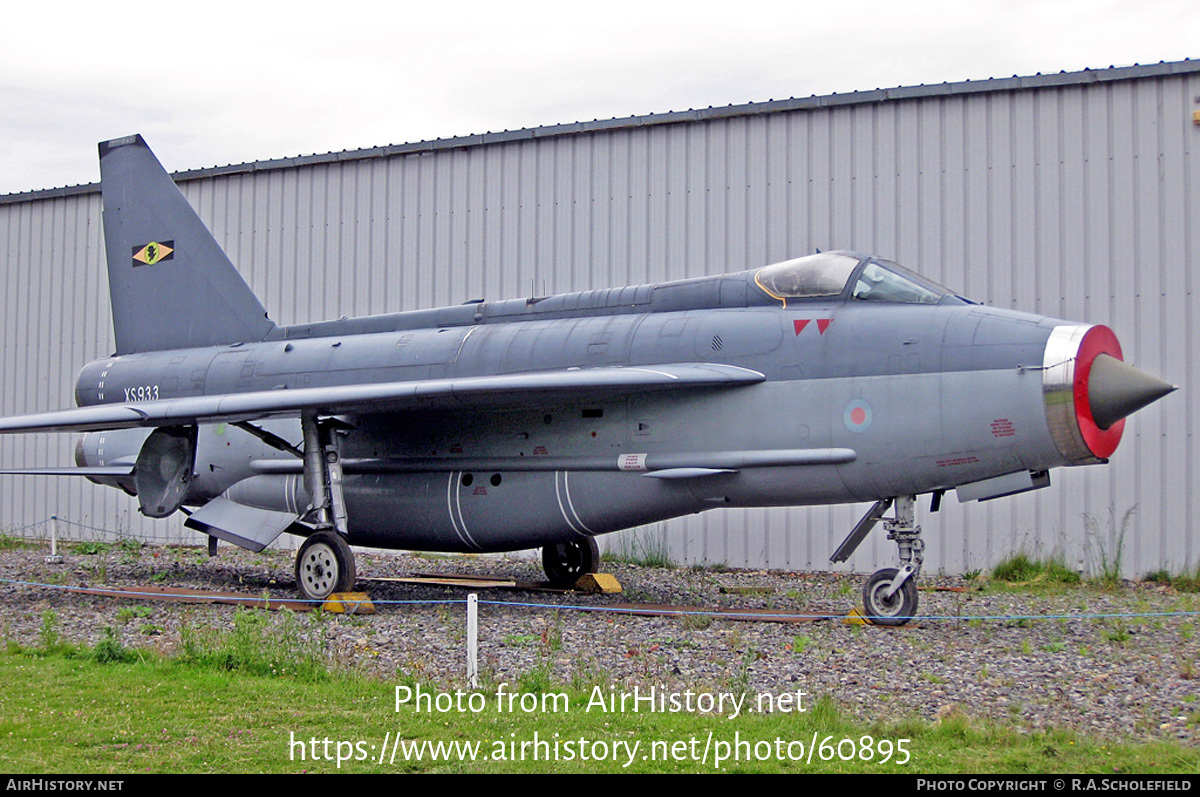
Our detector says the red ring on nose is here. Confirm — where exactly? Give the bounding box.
[1073,325,1124,459]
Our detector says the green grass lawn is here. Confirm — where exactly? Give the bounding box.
[2,622,1197,774]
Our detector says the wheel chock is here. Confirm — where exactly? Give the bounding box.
[322,592,376,614]
[574,573,623,594]
[842,607,871,625]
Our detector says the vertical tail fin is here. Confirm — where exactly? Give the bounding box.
[99,135,275,354]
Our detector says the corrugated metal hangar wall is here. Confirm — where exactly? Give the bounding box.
[1,61,1197,577]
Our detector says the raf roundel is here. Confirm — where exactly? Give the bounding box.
[843,399,873,433]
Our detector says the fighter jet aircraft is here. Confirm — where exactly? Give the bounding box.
[0,135,1176,624]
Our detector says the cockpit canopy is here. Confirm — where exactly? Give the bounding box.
[754,251,959,305]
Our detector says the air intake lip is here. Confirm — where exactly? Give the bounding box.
[1042,325,1121,463]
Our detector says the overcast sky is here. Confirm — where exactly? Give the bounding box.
[2,0,1197,195]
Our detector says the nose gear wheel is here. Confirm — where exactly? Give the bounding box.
[862,567,918,626]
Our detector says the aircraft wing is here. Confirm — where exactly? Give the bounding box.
[0,466,135,476]
[0,363,765,434]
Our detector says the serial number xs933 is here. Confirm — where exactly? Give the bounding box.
[123,385,160,402]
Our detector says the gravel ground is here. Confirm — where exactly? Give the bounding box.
[2,540,1198,745]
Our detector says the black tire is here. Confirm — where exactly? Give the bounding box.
[861,567,918,626]
[295,531,357,601]
[542,538,599,587]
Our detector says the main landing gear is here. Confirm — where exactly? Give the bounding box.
[831,495,925,626]
[542,538,600,587]
[295,413,357,601]
[296,531,357,600]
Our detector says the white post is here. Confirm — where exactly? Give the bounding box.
[466,593,479,688]
[45,515,63,564]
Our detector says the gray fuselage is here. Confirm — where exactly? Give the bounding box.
[74,255,1078,553]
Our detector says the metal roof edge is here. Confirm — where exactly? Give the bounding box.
[1,181,102,205]
[5,59,1199,204]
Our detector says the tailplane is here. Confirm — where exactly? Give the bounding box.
[99,135,275,354]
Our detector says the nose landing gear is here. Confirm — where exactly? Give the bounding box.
[832,494,925,626]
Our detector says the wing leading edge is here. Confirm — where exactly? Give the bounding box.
[0,363,766,435]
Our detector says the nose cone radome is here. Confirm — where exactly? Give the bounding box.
[1088,354,1177,430]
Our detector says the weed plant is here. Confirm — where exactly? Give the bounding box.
[93,627,137,664]
[991,553,1080,586]
[0,534,35,551]
[1084,505,1136,587]
[179,607,331,681]
[1144,567,1200,593]
[604,524,675,568]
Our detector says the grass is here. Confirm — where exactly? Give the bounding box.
[93,626,139,664]
[989,553,1081,587]
[4,604,1200,774]
[1084,505,1137,587]
[5,540,1199,773]
[603,524,675,569]
[1144,567,1200,593]
[985,506,1151,593]
[789,634,813,654]
[0,534,37,551]
[116,606,153,623]
[503,634,540,646]
[988,550,1200,596]
[178,607,331,681]
[2,634,1198,773]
